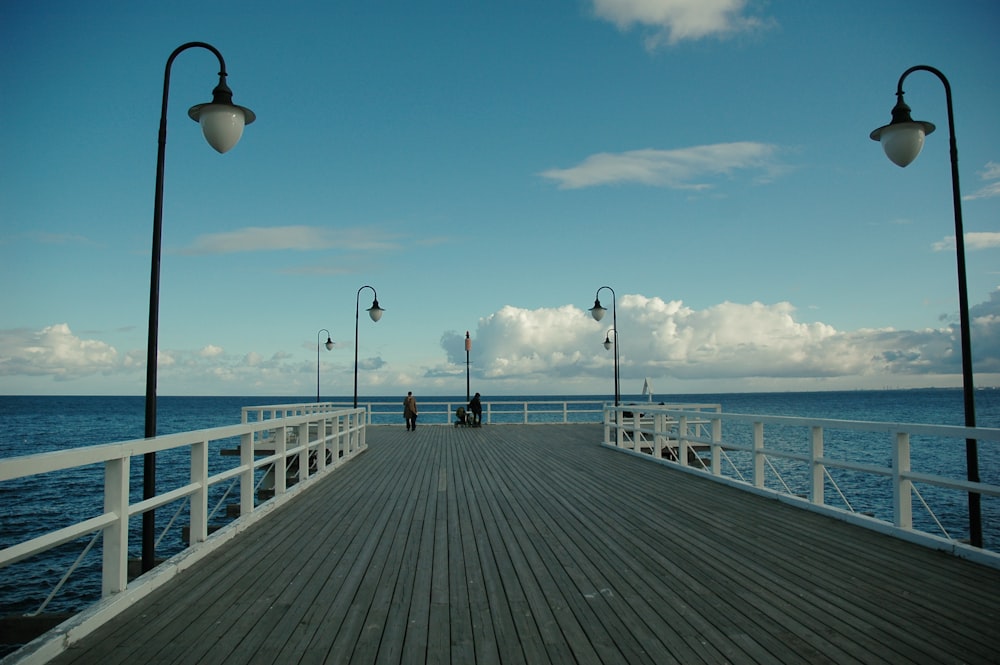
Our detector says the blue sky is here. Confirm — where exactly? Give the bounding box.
[2,0,999,398]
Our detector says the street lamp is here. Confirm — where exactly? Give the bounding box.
[870,64,981,548]
[317,329,334,402]
[354,285,384,408]
[589,286,620,405]
[465,331,472,402]
[143,42,255,572]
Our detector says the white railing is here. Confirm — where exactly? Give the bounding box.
[332,399,607,425]
[0,405,365,604]
[602,404,1000,563]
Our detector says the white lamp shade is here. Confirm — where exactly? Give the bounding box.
[368,306,384,322]
[603,339,612,350]
[196,105,247,153]
[877,122,927,168]
[590,305,606,321]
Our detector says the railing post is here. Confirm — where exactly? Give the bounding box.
[316,416,327,472]
[710,416,722,475]
[523,402,529,424]
[630,411,641,452]
[353,410,362,453]
[753,421,765,488]
[810,426,824,506]
[102,456,129,596]
[298,421,310,482]
[654,413,666,459]
[190,438,209,544]
[615,408,624,448]
[893,431,913,530]
[275,426,287,495]
[359,411,367,451]
[672,415,684,465]
[603,407,611,444]
[240,431,254,517]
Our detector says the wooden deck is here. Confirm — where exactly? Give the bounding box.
[42,424,1000,664]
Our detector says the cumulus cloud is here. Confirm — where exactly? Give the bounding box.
[590,0,771,48]
[4,291,1000,394]
[539,143,781,190]
[0,324,117,379]
[439,292,1000,389]
[180,226,401,255]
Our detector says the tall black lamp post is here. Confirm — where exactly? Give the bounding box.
[317,329,334,402]
[143,42,255,572]
[354,285,384,408]
[588,286,620,406]
[465,331,472,402]
[870,64,981,548]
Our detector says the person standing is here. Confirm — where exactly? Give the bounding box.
[468,392,482,426]
[403,391,418,431]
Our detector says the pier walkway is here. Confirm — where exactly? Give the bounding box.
[41,424,1000,664]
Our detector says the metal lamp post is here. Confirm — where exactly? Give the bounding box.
[354,285,384,408]
[589,286,620,406]
[465,331,472,402]
[870,64,981,548]
[143,42,255,572]
[317,329,334,402]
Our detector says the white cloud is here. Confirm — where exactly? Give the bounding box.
[181,226,401,255]
[4,291,1000,395]
[590,0,770,48]
[539,143,781,190]
[0,324,117,379]
[438,292,1000,389]
[963,162,1000,200]
[932,232,1000,252]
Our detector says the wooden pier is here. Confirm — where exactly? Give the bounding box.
[36,424,1000,664]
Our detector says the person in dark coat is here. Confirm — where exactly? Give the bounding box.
[403,391,418,431]
[468,392,482,426]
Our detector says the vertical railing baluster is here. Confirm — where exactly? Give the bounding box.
[893,431,913,530]
[753,422,765,488]
[678,415,689,466]
[240,431,254,517]
[811,426,824,506]
[298,421,310,483]
[275,426,287,496]
[711,416,722,475]
[102,456,129,595]
[190,438,209,544]
[654,413,666,459]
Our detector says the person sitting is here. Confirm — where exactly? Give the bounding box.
[455,407,468,427]
[468,392,483,426]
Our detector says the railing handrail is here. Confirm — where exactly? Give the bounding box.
[307,399,609,425]
[601,403,1000,565]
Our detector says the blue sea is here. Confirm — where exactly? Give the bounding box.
[1,389,998,629]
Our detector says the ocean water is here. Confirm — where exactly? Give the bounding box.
[1,389,998,627]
